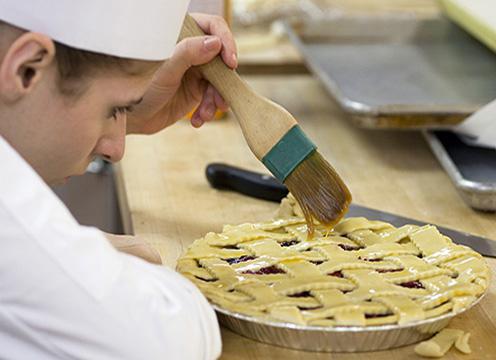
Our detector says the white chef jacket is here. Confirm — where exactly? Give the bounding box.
[0,136,221,360]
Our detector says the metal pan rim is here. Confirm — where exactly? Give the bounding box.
[212,290,486,333]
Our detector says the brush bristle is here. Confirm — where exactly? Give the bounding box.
[284,151,351,235]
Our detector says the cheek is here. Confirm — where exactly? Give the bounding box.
[58,109,106,158]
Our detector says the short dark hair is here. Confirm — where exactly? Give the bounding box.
[54,42,160,96]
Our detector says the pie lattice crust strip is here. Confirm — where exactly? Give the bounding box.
[177,216,490,327]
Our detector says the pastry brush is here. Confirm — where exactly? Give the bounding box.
[179,14,352,233]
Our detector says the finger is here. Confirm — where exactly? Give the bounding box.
[191,85,216,127]
[106,235,162,264]
[167,35,222,80]
[190,111,204,128]
[212,88,229,112]
[190,80,209,128]
[191,85,217,128]
[190,13,238,69]
[199,85,217,122]
[121,243,162,264]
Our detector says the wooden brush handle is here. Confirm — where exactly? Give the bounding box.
[178,14,297,159]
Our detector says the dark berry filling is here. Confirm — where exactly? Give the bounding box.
[242,265,285,275]
[280,239,298,247]
[376,268,402,273]
[365,313,391,319]
[289,291,312,298]
[328,271,344,278]
[339,244,360,251]
[399,281,424,289]
[298,306,322,311]
[224,255,255,265]
[310,260,324,265]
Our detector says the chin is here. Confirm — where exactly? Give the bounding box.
[50,177,70,186]
[48,167,86,186]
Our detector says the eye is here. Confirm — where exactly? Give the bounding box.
[111,105,134,120]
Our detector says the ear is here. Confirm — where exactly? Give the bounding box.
[0,32,55,103]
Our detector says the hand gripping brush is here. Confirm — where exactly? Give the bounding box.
[179,14,352,234]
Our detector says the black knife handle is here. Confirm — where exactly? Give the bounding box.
[205,163,288,202]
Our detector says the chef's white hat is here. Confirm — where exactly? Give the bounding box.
[0,0,190,60]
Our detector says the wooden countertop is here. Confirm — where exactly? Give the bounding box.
[116,74,496,359]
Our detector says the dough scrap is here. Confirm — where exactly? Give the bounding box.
[414,328,471,358]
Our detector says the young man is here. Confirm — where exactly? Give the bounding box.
[0,1,237,359]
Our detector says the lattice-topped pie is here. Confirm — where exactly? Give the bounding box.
[177,195,490,327]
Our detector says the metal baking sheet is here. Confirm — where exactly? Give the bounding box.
[424,130,496,211]
[285,15,496,129]
[214,294,485,352]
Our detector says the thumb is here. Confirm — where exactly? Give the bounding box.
[167,35,222,78]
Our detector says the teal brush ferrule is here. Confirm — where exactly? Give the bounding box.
[262,125,316,182]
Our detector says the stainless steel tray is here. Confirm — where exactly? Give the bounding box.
[285,15,496,129]
[214,294,484,352]
[424,130,496,210]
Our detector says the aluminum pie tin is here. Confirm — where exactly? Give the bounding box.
[212,292,486,352]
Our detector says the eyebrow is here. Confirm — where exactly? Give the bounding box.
[111,97,143,112]
[127,97,144,106]
[108,97,144,117]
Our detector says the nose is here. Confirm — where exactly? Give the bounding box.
[95,117,126,163]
